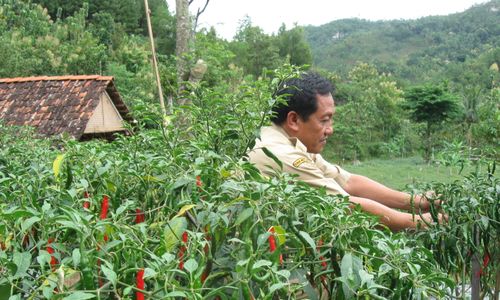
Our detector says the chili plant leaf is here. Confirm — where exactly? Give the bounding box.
[184,258,198,273]
[36,250,51,270]
[253,260,272,270]
[234,207,254,226]
[163,217,188,251]
[165,291,187,298]
[272,225,286,245]
[143,268,156,279]
[340,252,363,298]
[2,207,33,219]
[72,249,81,268]
[12,251,31,278]
[275,269,291,279]
[101,265,117,287]
[61,291,96,300]
[0,283,11,299]
[21,216,40,233]
[176,204,196,218]
[298,231,317,255]
[261,147,283,170]
[53,154,65,179]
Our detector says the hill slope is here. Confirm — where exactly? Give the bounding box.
[304,1,500,83]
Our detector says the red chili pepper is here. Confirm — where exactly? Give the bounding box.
[196,175,202,188]
[46,238,58,270]
[178,231,188,270]
[136,268,145,300]
[100,195,109,220]
[135,209,145,224]
[483,252,490,268]
[83,191,90,209]
[100,195,109,242]
[268,227,277,252]
[200,271,208,283]
[479,251,491,276]
[268,227,283,265]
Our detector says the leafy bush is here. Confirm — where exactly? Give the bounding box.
[0,67,497,299]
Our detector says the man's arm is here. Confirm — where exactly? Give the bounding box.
[343,174,433,211]
[348,196,435,231]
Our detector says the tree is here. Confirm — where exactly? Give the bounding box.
[403,84,462,162]
[276,24,312,67]
[175,0,191,91]
[0,2,106,77]
[148,0,176,55]
[329,63,405,160]
[230,17,281,77]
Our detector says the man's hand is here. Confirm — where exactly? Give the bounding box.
[414,212,448,229]
[411,191,443,212]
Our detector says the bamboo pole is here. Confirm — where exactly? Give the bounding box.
[143,0,170,115]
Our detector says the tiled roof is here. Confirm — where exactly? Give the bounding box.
[0,75,132,139]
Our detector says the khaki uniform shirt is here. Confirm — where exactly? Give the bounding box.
[247,125,351,196]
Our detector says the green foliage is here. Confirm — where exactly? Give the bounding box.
[0,2,106,77]
[230,17,283,77]
[470,87,500,151]
[193,31,239,88]
[148,0,176,55]
[304,1,500,85]
[403,83,462,161]
[276,24,312,67]
[417,165,499,299]
[105,35,161,123]
[403,84,462,125]
[328,63,406,160]
[4,67,487,299]
[32,0,144,34]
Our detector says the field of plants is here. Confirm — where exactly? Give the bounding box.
[0,69,498,300]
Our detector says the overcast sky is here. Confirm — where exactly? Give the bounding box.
[165,0,491,40]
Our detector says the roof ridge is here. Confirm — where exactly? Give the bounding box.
[0,75,114,83]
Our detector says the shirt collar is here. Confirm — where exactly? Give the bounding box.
[264,124,309,153]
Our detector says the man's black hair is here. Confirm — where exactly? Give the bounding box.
[271,72,333,125]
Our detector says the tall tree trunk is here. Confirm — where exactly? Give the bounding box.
[175,0,191,106]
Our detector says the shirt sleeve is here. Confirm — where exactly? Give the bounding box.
[314,154,352,188]
[272,148,350,196]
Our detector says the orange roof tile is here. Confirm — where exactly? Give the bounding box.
[0,75,114,83]
[0,75,130,139]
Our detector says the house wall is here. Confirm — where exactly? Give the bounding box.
[84,92,125,134]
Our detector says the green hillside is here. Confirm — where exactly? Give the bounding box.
[304,0,500,84]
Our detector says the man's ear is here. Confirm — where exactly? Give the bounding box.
[285,111,300,132]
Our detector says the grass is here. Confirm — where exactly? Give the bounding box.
[341,156,477,191]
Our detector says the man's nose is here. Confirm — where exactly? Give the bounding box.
[325,124,333,136]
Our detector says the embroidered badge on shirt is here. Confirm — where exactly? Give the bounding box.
[292,157,308,168]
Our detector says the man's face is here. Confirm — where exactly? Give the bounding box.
[295,93,335,153]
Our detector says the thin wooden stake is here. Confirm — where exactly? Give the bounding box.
[144,0,170,116]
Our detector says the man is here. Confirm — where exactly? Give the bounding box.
[248,72,441,231]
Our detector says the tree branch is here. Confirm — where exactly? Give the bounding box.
[193,0,209,32]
